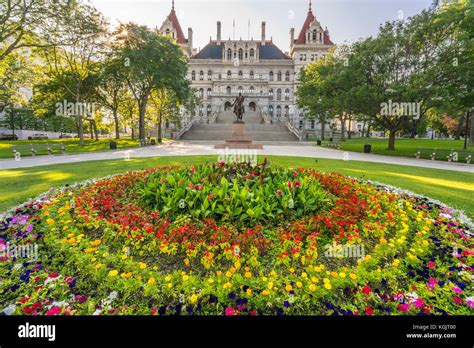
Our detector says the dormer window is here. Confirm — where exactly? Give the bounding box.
[312,29,317,41]
[227,48,232,60]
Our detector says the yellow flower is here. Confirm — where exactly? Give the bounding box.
[46,219,54,225]
[234,261,241,269]
[289,268,295,273]
[184,258,190,266]
[323,278,330,284]
[349,273,357,280]
[267,282,274,290]
[167,283,173,288]
[262,290,270,296]
[309,284,316,292]
[147,278,156,286]
[90,239,101,247]
[244,266,250,272]
[223,282,232,289]
[67,233,74,238]
[84,247,97,253]
[165,275,172,282]
[139,262,147,269]
[339,272,346,278]
[311,277,319,283]
[392,259,400,267]
[216,271,222,276]
[246,289,253,296]
[245,272,252,279]
[63,226,69,231]
[190,294,198,303]
[314,266,322,272]
[301,256,306,264]
[43,211,50,216]
[230,267,236,274]
[225,271,232,278]
[331,271,338,278]
[95,263,102,270]
[296,281,303,289]
[102,252,108,257]
[208,278,214,284]
[182,274,189,281]
[109,270,118,277]
[153,266,158,271]
[301,272,308,278]
[324,283,332,290]
[270,270,277,277]
[285,284,293,292]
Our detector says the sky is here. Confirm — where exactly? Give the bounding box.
[91,0,433,52]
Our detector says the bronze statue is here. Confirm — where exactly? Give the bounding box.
[232,93,245,122]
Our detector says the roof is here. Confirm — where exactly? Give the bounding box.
[295,6,333,45]
[166,9,186,44]
[192,41,291,60]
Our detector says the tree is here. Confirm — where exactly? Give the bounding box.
[112,23,189,141]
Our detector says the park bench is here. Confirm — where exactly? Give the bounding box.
[11,143,66,158]
[415,148,472,164]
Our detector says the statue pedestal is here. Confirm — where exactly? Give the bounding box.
[214,122,263,149]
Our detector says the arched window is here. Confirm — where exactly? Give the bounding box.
[238,70,243,79]
[199,88,204,98]
[276,88,282,101]
[227,48,232,60]
[207,70,212,80]
[319,32,322,41]
[227,71,232,79]
[312,29,317,41]
[299,119,304,129]
[284,105,289,116]
[307,32,311,42]
[250,48,255,58]
[285,71,290,82]
[284,88,290,101]
[199,105,204,116]
[269,71,274,81]
[226,86,231,95]
[249,86,255,94]
[166,29,170,35]
[269,89,274,100]
[207,88,212,98]
[269,105,274,116]
[191,71,196,81]
[276,105,282,117]
[207,104,212,116]
[199,71,204,80]
[277,71,282,81]
[238,49,243,60]
[250,71,254,79]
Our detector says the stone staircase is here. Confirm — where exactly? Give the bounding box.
[180,110,298,141]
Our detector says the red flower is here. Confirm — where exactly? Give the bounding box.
[294,182,300,188]
[362,286,372,295]
[48,272,59,278]
[427,261,436,268]
[288,182,292,189]
[277,190,283,196]
[452,296,463,305]
[365,306,374,315]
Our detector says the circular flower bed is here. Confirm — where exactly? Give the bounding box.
[0,161,472,315]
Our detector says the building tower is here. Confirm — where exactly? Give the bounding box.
[159,0,193,58]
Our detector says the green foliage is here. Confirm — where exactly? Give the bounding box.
[138,161,330,226]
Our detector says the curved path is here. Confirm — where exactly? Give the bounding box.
[0,140,473,173]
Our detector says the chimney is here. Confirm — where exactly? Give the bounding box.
[217,21,221,44]
[188,28,193,49]
[261,21,266,45]
[290,28,295,47]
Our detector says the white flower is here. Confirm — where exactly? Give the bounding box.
[406,292,419,302]
[3,304,16,315]
[92,309,102,315]
[13,263,23,271]
[108,291,118,301]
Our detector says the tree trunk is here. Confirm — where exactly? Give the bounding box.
[76,94,84,146]
[321,121,326,140]
[93,120,99,141]
[113,109,120,139]
[361,120,366,137]
[469,110,474,146]
[138,94,149,141]
[347,116,352,140]
[455,115,464,140]
[464,110,470,150]
[388,131,396,150]
[158,113,163,143]
[89,120,93,139]
[366,120,371,137]
[339,118,346,141]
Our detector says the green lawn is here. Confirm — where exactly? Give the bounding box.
[336,138,473,162]
[1,155,473,220]
[0,138,140,159]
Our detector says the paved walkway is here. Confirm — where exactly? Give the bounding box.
[0,140,473,173]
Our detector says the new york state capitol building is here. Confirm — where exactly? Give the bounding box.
[159,1,334,141]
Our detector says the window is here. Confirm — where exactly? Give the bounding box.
[319,32,322,42]
[207,104,212,116]
[199,71,204,81]
[218,73,222,80]
[269,89,274,100]
[277,71,282,81]
[307,32,310,42]
[250,86,255,94]
[250,48,255,58]
[311,120,315,129]
[199,88,204,98]
[299,54,303,61]
[199,106,204,116]
[276,105,282,117]
[191,71,196,81]
[238,86,243,94]
[250,71,254,79]
[207,88,212,98]
[269,71,274,81]
[238,70,243,79]
[227,48,232,60]
[238,49,243,60]
[299,120,304,129]
[284,105,289,116]
[276,88,282,101]
[284,88,290,101]
[166,29,170,35]
[286,71,290,81]
[227,71,232,79]
[303,54,307,61]
[207,70,212,80]
[226,86,231,95]
[312,29,317,41]
[269,105,274,116]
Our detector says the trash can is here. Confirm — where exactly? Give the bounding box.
[364,144,372,153]
[109,141,117,150]
[329,138,333,142]
[150,139,156,145]
[316,140,322,146]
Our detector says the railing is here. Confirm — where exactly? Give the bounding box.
[258,107,271,124]
[208,111,219,123]
[286,119,304,141]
